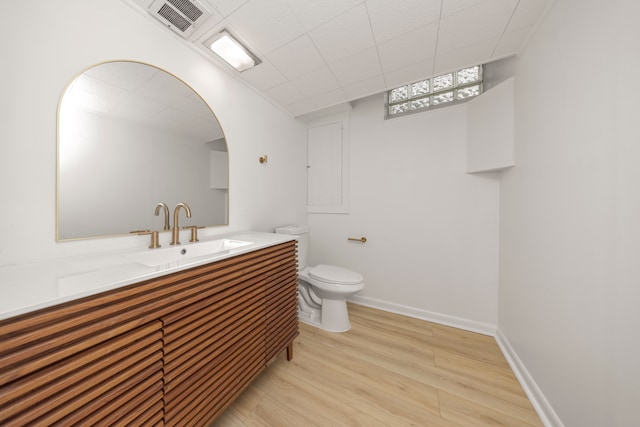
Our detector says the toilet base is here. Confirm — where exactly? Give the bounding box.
[319,298,351,332]
[297,277,358,333]
[297,295,352,333]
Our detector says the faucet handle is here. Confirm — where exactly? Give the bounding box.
[131,230,161,249]
[182,225,205,242]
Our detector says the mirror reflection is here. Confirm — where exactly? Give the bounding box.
[57,61,228,241]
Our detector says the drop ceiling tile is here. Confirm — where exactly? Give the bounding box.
[309,4,376,64]
[383,57,434,88]
[433,38,498,74]
[493,26,532,57]
[343,74,386,100]
[441,0,487,18]
[437,0,517,54]
[285,99,316,116]
[264,81,306,106]
[136,71,194,104]
[366,0,442,44]
[83,61,156,91]
[309,88,349,109]
[291,67,340,97]
[225,0,305,53]
[266,35,326,80]
[205,0,250,17]
[287,0,364,32]
[106,93,165,121]
[377,22,439,73]
[71,89,123,115]
[72,74,130,102]
[239,60,288,91]
[329,47,382,87]
[506,0,550,33]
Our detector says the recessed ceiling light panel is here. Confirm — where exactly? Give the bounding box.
[205,30,261,72]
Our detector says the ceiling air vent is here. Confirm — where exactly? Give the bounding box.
[148,0,210,38]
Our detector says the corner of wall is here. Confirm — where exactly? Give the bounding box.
[494,329,565,427]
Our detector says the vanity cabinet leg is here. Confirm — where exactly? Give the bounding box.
[286,343,294,361]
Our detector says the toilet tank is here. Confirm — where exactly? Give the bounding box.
[275,225,310,270]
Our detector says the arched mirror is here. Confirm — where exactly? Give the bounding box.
[57,61,228,241]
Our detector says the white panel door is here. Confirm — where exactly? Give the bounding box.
[307,121,346,213]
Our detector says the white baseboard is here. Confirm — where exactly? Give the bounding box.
[495,329,565,427]
[348,295,497,336]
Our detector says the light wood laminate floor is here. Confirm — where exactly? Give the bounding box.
[212,303,542,426]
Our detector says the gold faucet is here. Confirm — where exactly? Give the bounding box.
[171,202,192,245]
[154,202,170,230]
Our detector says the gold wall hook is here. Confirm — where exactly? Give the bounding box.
[348,237,367,243]
[259,155,268,164]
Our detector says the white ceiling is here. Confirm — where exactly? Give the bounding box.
[128,0,551,117]
[64,61,224,142]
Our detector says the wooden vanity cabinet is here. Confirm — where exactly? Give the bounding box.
[162,241,298,426]
[0,240,298,426]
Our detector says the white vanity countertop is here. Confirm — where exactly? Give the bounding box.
[0,231,295,322]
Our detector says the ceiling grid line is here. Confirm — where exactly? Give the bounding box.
[491,0,523,58]
[363,1,388,90]
[432,0,446,77]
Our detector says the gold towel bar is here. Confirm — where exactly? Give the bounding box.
[348,237,367,243]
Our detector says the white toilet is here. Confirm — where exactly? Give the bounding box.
[275,225,364,332]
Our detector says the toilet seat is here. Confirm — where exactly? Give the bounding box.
[309,264,363,285]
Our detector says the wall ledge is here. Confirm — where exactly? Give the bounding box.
[348,295,496,336]
[495,329,565,427]
[466,164,515,174]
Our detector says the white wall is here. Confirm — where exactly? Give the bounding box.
[308,96,500,332]
[500,0,640,426]
[0,0,307,265]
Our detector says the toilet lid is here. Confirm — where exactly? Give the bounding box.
[309,265,363,285]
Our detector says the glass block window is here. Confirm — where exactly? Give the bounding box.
[433,74,453,91]
[386,65,483,118]
[390,86,408,102]
[411,80,429,97]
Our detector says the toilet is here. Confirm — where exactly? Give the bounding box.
[275,225,364,332]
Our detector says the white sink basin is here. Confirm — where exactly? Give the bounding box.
[127,239,253,267]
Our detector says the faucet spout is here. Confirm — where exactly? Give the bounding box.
[154,202,170,231]
[171,202,192,245]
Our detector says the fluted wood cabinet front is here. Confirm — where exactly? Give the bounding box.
[0,306,163,426]
[0,240,298,427]
[265,245,299,363]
